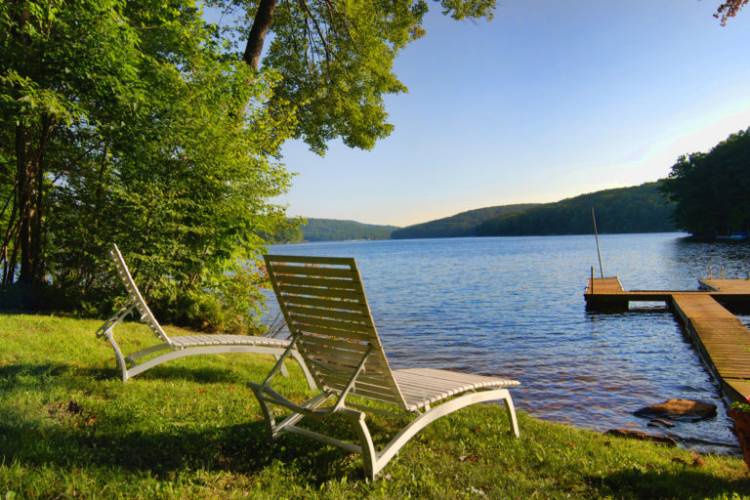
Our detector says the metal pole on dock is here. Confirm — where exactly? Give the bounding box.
[592,207,604,278]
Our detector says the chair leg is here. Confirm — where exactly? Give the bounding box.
[274,355,290,377]
[102,331,129,382]
[502,391,520,438]
[251,386,277,440]
[289,350,317,390]
[370,389,519,479]
[351,411,378,481]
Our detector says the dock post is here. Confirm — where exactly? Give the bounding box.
[592,208,604,278]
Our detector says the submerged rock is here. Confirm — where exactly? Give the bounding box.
[634,399,717,422]
[605,428,678,447]
[647,418,676,429]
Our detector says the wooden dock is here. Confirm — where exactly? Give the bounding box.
[585,276,750,311]
[585,276,750,403]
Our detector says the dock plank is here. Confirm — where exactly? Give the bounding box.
[585,277,624,294]
[700,279,750,293]
[670,294,750,399]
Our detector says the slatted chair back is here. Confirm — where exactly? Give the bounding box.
[110,244,173,345]
[264,255,407,409]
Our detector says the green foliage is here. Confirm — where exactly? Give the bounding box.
[0,0,505,328]
[391,204,537,239]
[0,0,295,332]
[267,217,305,243]
[661,128,750,240]
[212,0,496,154]
[1,314,750,497]
[299,218,398,242]
[477,182,676,236]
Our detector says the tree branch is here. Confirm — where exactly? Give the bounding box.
[243,0,278,70]
[298,0,331,65]
[715,0,749,24]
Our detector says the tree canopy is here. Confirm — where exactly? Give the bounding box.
[209,0,497,153]
[0,0,499,330]
[661,129,750,239]
[1,0,294,331]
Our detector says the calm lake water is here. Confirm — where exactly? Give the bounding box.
[268,233,750,453]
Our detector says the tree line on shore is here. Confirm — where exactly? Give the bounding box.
[661,128,750,240]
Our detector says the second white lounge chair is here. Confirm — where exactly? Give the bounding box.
[251,254,520,480]
[95,244,315,387]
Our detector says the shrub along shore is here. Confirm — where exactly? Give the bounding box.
[1,314,749,498]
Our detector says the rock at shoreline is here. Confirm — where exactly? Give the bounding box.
[634,399,717,422]
[605,429,678,447]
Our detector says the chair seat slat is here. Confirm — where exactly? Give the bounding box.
[266,255,355,266]
[293,316,374,334]
[297,326,373,342]
[276,276,360,291]
[287,305,369,322]
[282,295,367,312]
[279,285,364,301]
[270,265,357,279]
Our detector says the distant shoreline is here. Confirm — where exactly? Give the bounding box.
[275,230,689,245]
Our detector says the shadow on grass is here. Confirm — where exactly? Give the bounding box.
[595,467,750,498]
[0,362,115,381]
[0,409,368,484]
[0,361,258,385]
[136,364,247,384]
[0,362,372,484]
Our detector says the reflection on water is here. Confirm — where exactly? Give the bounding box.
[269,233,750,453]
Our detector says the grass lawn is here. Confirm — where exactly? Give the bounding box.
[1,313,749,498]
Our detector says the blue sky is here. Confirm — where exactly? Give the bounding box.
[221,1,750,227]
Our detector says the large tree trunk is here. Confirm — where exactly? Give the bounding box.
[15,119,47,287]
[243,0,277,70]
[11,0,45,288]
[30,115,50,282]
[15,124,32,284]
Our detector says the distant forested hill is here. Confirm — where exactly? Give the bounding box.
[390,204,539,239]
[476,182,675,236]
[301,218,398,241]
[280,182,676,243]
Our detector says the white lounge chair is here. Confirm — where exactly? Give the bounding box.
[251,254,520,480]
[95,244,315,387]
